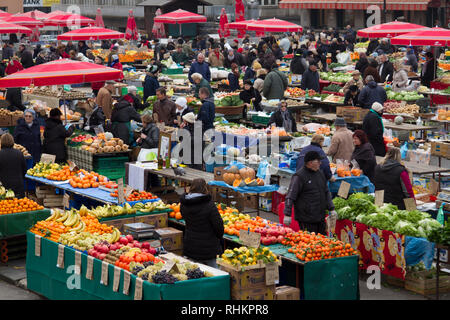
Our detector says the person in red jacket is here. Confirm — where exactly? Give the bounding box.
[91,56,105,96]
[109,54,123,71]
[5,56,24,75]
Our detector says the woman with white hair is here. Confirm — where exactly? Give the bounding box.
[13,109,42,164]
[192,73,213,98]
[392,60,409,92]
[174,97,192,126]
[122,86,144,110]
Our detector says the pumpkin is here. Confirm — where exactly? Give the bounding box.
[256,178,264,186]
[233,179,242,187]
[223,173,235,185]
[239,167,255,180]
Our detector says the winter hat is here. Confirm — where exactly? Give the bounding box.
[237,48,243,53]
[304,151,324,163]
[24,109,36,118]
[127,86,137,93]
[175,97,187,109]
[334,117,347,127]
[371,102,384,113]
[112,54,119,61]
[182,112,196,124]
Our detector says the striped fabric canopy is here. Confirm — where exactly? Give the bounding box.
[246,18,303,33]
[357,21,430,39]
[0,22,32,34]
[57,27,125,41]
[2,16,44,28]
[390,28,450,47]
[153,9,207,24]
[0,59,123,88]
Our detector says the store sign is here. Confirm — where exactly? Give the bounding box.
[24,0,60,7]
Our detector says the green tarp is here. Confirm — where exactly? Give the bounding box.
[0,209,51,238]
[26,232,230,300]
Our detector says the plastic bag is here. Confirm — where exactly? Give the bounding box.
[337,52,351,65]
[351,159,360,169]
[437,203,445,225]
[404,236,435,270]
[257,160,269,179]
[400,142,408,160]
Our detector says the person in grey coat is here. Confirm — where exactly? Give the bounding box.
[283,151,336,235]
[262,64,288,100]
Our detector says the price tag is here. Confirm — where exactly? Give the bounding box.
[100,261,109,286]
[404,198,417,211]
[67,160,79,172]
[86,256,94,280]
[40,153,56,164]
[337,181,351,199]
[134,278,143,300]
[125,185,133,198]
[161,260,176,273]
[117,178,125,204]
[150,240,161,248]
[409,171,413,184]
[430,179,439,195]
[113,267,121,292]
[375,190,384,207]
[63,193,70,209]
[123,271,131,295]
[239,229,261,248]
[57,244,64,269]
[265,262,279,285]
[34,234,41,257]
[74,251,81,275]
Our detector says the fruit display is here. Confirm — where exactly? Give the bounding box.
[46,166,77,181]
[132,200,170,212]
[27,162,63,177]
[168,203,182,220]
[68,170,107,189]
[0,186,15,200]
[221,166,265,187]
[81,135,129,154]
[383,101,420,115]
[320,72,352,83]
[0,197,44,215]
[214,124,288,138]
[109,190,158,201]
[115,246,163,271]
[70,134,92,143]
[30,220,73,242]
[283,231,357,262]
[0,109,23,118]
[218,246,279,267]
[323,94,345,104]
[89,203,137,218]
[315,126,331,135]
[285,88,318,98]
[336,167,361,177]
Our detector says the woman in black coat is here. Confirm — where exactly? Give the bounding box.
[111,99,142,145]
[351,130,377,182]
[180,178,224,267]
[239,80,262,112]
[268,101,297,133]
[362,102,386,157]
[13,109,42,165]
[43,108,75,163]
[137,114,159,149]
[0,134,26,198]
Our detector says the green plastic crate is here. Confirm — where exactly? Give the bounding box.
[162,67,184,75]
[94,156,129,170]
[252,115,271,125]
[96,168,126,181]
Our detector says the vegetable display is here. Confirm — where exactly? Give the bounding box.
[323,84,343,92]
[386,90,424,102]
[333,193,442,239]
[319,72,352,83]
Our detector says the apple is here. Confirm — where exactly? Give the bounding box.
[141,242,150,250]
[133,241,141,248]
[277,235,284,243]
[91,251,98,258]
[100,245,109,254]
[119,237,128,245]
[110,244,118,251]
[149,247,157,255]
[98,253,106,260]
[126,235,134,242]
[270,236,277,243]
[88,249,95,256]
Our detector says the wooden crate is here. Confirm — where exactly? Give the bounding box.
[431,141,450,158]
[404,270,450,296]
[0,115,12,127]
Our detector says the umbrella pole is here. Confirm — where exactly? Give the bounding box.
[179,23,181,38]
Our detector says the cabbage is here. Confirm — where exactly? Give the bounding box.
[333,197,347,211]
[361,212,394,231]
[394,221,418,237]
[418,218,442,236]
[336,206,354,220]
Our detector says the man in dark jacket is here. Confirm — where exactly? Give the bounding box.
[2,42,14,61]
[111,98,142,145]
[268,101,297,133]
[358,75,387,109]
[263,64,288,100]
[18,44,34,69]
[43,108,75,163]
[153,87,177,125]
[421,51,437,88]
[290,49,308,75]
[6,87,24,112]
[405,46,418,73]
[143,65,160,102]
[378,54,394,82]
[224,50,240,69]
[355,52,369,75]
[188,53,211,83]
[13,109,42,164]
[362,102,386,157]
[300,63,320,92]
[121,86,144,110]
[283,151,336,235]
[197,87,215,132]
[171,45,190,66]
[344,25,356,44]
[344,85,360,106]
[366,39,379,55]
[375,39,393,55]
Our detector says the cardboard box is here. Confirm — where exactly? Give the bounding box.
[218,263,267,290]
[104,217,135,233]
[214,167,226,182]
[431,141,450,158]
[156,227,183,251]
[275,286,300,300]
[232,285,276,300]
[259,198,272,212]
[135,212,168,228]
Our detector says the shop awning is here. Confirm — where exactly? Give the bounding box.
[279,0,430,10]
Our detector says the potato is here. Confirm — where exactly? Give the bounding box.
[122,144,129,151]
[117,139,123,146]
[115,145,122,152]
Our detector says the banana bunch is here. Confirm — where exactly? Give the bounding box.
[138,200,170,213]
[46,209,86,232]
[59,228,121,250]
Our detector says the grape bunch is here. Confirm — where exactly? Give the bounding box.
[141,273,149,281]
[143,261,154,268]
[131,265,144,276]
[186,268,205,280]
[152,271,178,284]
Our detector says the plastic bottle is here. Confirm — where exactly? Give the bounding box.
[416,116,422,127]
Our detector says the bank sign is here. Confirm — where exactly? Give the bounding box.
[23,0,60,7]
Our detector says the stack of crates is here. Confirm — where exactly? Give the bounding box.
[94,156,129,181]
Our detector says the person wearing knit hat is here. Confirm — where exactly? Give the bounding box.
[121,86,144,110]
[174,97,192,126]
[108,54,122,71]
[182,112,196,124]
[362,102,386,157]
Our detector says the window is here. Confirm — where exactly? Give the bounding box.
[260,0,278,6]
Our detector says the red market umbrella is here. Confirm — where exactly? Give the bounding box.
[0,22,32,34]
[0,10,12,19]
[154,9,206,36]
[45,14,95,27]
[235,0,245,38]
[247,18,303,33]
[357,21,430,39]
[95,8,104,28]
[30,11,40,42]
[3,16,44,29]
[46,10,67,18]
[152,8,165,38]
[16,10,48,20]
[226,19,265,37]
[125,9,139,41]
[390,27,450,47]
[57,27,125,41]
[218,8,230,38]
[0,59,123,88]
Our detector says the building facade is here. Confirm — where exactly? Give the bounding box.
[0,0,23,14]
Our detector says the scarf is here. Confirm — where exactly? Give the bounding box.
[280,109,292,133]
[228,54,234,61]
[370,109,384,131]
[214,51,220,60]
